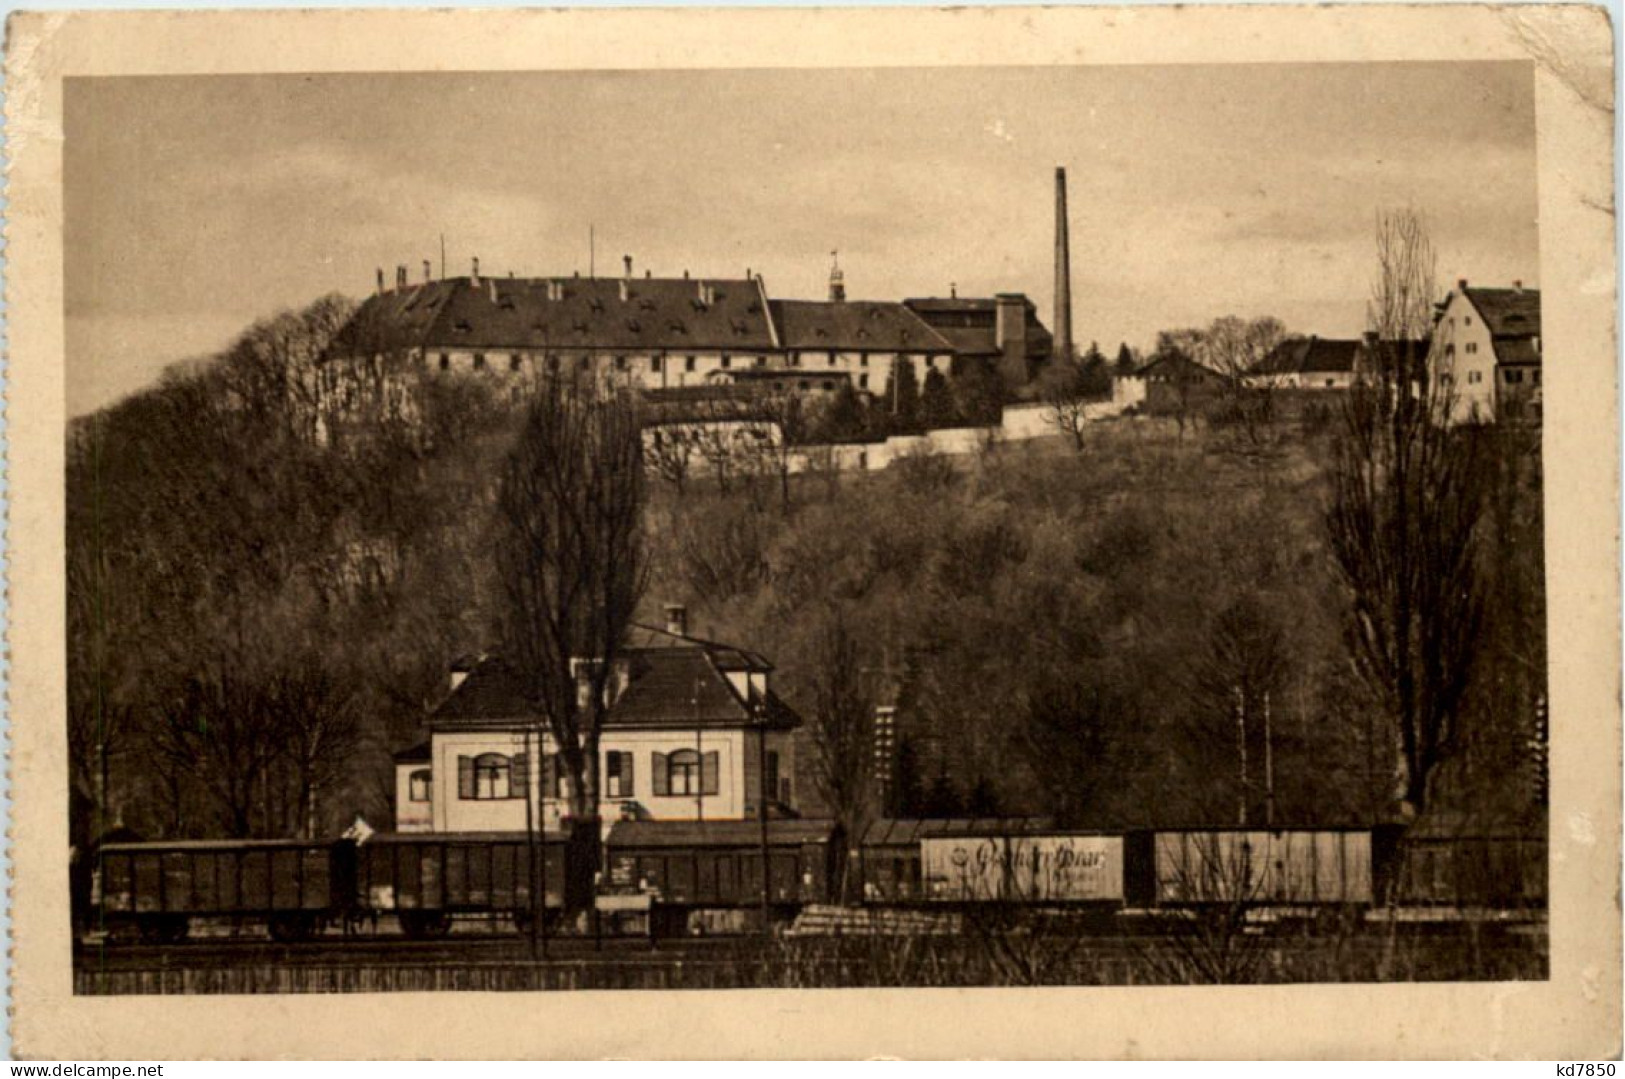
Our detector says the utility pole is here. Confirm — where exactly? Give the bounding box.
[1235,684,1248,826]
[756,700,772,936]
[693,678,704,822]
[522,722,543,958]
[439,233,446,281]
[1263,690,1275,828]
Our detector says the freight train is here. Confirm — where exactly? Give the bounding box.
[83,818,1545,944]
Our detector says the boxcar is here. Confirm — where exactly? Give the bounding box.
[1139,829,1374,908]
[852,818,1054,905]
[95,839,348,942]
[921,831,1126,905]
[1374,821,1547,910]
[604,820,838,935]
[355,831,567,938]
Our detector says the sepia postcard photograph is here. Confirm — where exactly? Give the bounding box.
[6,3,1619,1060]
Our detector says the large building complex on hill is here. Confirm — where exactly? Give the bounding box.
[330,255,1055,403]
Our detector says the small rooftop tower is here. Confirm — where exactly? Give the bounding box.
[829,250,846,303]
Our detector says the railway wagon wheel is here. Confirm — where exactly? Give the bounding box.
[399,910,452,940]
[511,908,561,936]
[138,914,189,945]
[268,912,317,943]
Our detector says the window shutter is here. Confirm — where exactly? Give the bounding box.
[702,751,720,796]
[457,756,474,800]
[512,752,528,796]
[652,752,669,796]
[622,752,634,797]
[549,754,564,799]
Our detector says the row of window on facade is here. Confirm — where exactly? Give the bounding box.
[408,750,784,803]
[424,351,940,375]
[1438,368,1541,387]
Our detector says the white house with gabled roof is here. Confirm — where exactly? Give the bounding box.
[1430,279,1542,424]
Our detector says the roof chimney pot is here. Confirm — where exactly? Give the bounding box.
[423,260,432,283]
[623,255,633,278]
[1513,279,1523,292]
[376,267,385,295]
[472,257,481,285]
[1457,277,1468,292]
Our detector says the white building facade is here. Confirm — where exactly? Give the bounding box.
[392,611,800,835]
[1430,281,1543,424]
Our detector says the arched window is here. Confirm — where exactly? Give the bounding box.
[457,753,513,800]
[408,769,432,803]
[651,749,719,797]
[668,750,701,795]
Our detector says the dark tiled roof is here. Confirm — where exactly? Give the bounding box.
[1494,338,1541,366]
[925,326,1003,358]
[1134,354,1226,380]
[393,740,431,763]
[1464,287,1541,339]
[431,624,797,732]
[771,300,952,354]
[904,296,1055,360]
[607,819,837,849]
[1256,337,1361,376]
[903,297,999,315]
[340,275,778,355]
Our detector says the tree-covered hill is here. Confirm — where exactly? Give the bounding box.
[67,293,1545,845]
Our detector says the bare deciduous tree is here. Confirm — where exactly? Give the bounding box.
[272,658,361,839]
[804,608,877,900]
[149,663,291,838]
[1195,315,1289,453]
[1185,594,1292,825]
[1041,356,1093,452]
[493,373,648,907]
[1326,208,1490,820]
[1012,673,1128,826]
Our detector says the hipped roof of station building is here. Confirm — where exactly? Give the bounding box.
[429,622,798,732]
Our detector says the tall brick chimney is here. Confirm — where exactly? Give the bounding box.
[1054,167,1074,363]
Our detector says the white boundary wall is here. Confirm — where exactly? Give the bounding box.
[779,398,1131,475]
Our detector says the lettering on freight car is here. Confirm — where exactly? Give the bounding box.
[924,836,1124,902]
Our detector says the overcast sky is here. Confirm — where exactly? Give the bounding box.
[65,62,1536,417]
